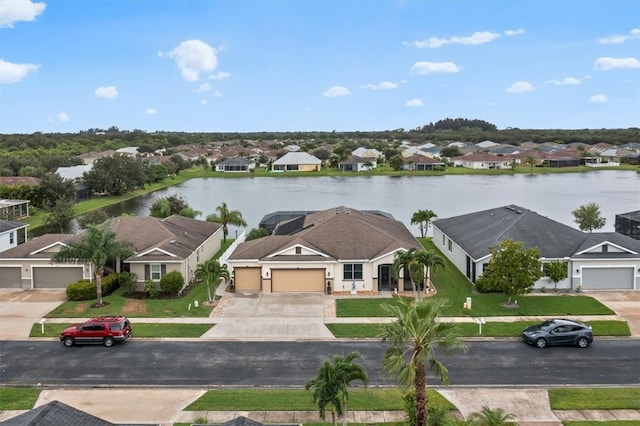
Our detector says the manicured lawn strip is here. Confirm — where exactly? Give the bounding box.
[549,388,640,410]
[0,387,40,410]
[29,322,213,338]
[185,388,453,411]
[327,320,629,339]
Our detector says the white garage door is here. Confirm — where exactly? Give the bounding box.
[582,267,634,290]
[271,269,325,292]
[0,267,21,288]
[33,267,83,289]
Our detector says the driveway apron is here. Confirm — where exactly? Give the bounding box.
[0,289,67,340]
[203,292,334,341]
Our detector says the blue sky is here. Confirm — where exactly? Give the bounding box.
[1,0,639,134]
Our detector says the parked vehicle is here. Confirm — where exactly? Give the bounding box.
[60,316,132,347]
[522,318,593,348]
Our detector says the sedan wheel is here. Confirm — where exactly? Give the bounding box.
[577,337,590,348]
[535,337,547,348]
[63,337,74,347]
[103,337,115,347]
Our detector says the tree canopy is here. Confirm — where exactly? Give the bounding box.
[572,202,606,232]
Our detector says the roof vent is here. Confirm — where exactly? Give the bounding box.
[516,210,523,214]
[335,208,339,214]
[345,207,350,214]
[169,239,177,244]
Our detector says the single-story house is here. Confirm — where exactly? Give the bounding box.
[452,153,514,169]
[0,198,30,220]
[0,215,223,290]
[338,155,376,172]
[215,157,256,173]
[0,176,41,186]
[402,154,446,171]
[351,147,382,159]
[0,220,28,253]
[227,206,423,293]
[271,152,322,172]
[56,164,93,181]
[432,205,640,291]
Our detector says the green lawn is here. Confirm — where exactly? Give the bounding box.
[29,322,213,338]
[327,320,630,339]
[336,238,614,318]
[549,387,640,410]
[0,387,41,410]
[185,388,453,411]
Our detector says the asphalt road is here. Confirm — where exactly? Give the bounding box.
[1,340,639,387]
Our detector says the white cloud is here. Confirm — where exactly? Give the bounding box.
[546,77,581,85]
[589,94,608,103]
[504,28,525,36]
[322,86,351,97]
[507,81,535,93]
[362,81,398,90]
[159,39,218,82]
[411,61,461,74]
[594,57,640,70]
[213,90,222,97]
[57,112,70,122]
[599,28,640,44]
[209,71,231,80]
[145,108,157,115]
[0,0,46,28]
[403,31,500,48]
[195,83,212,92]
[94,86,119,99]
[200,100,208,105]
[405,98,423,107]
[0,59,39,84]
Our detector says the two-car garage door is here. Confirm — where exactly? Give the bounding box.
[582,267,634,290]
[272,269,324,292]
[33,267,83,289]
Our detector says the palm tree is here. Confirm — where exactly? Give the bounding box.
[393,248,445,296]
[206,202,247,242]
[195,259,230,302]
[305,351,369,426]
[379,298,465,426]
[467,406,518,425]
[52,222,133,306]
[411,210,437,238]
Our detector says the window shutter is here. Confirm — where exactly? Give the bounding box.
[144,265,150,281]
[161,265,167,276]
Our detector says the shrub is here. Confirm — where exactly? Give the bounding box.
[474,276,501,293]
[119,272,138,295]
[101,273,121,297]
[66,280,95,301]
[160,270,184,296]
[144,280,158,298]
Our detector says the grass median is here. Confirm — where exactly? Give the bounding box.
[326,320,630,339]
[550,387,640,410]
[29,322,214,338]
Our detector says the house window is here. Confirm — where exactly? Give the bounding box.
[442,235,445,246]
[447,238,452,252]
[151,264,162,281]
[295,247,302,254]
[343,263,363,280]
[9,231,14,244]
[602,244,608,252]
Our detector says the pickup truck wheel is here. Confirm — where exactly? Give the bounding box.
[63,336,74,347]
[103,337,115,347]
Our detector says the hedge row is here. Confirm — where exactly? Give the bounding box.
[65,273,122,301]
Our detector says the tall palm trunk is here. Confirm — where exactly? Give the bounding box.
[95,268,103,305]
[414,361,427,426]
[331,410,337,426]
[342,400,348,426]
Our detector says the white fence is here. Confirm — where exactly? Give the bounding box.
[219,230,246,269]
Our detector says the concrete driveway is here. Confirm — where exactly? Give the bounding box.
[203,292,334,341]
[586,291,640,337]
[0,289,67,340]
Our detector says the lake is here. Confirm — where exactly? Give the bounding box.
[105,170,640,234]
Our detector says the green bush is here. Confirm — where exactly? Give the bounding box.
[66,280,95,300]
[119,272,138,294]
[100,273,121,297]
[144,280,158,298]
[160,271,184,296]
[474,276,501,293]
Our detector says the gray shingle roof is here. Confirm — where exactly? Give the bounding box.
[432,205,588,259]
[0,220,27,233]
[230,206,421,262]
[0,400,115,426]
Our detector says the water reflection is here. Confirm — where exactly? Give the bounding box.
[100,171,639,234]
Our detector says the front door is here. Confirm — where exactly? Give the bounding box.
[378,264,396,291]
